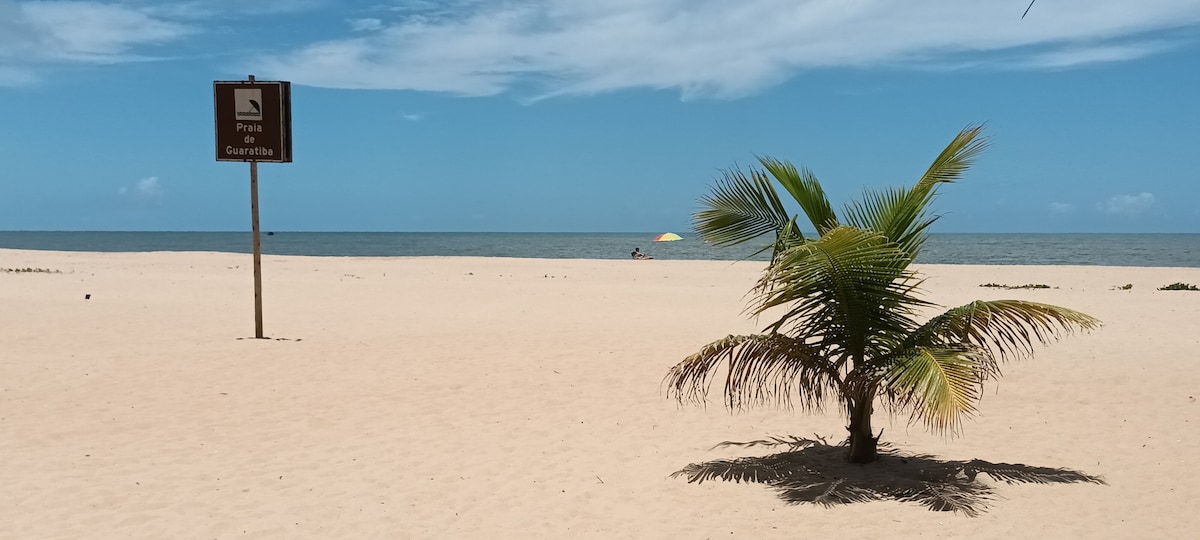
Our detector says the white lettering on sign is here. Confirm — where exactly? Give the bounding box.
[225,146,276,157]
[236,123,263,132]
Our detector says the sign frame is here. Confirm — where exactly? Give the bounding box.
[214,80,293,163]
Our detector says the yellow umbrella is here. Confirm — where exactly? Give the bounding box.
[654,232,682,242]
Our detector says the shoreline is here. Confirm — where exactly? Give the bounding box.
[4,231,1200,268]
[5,247,1200,270]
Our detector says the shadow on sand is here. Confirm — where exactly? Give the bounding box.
[673,436,1105,517]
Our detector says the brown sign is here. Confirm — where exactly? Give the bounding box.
[214,81,292,163]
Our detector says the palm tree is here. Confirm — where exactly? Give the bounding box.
[665,125,1100,464]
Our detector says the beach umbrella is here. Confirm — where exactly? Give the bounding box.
[654,232,683,242]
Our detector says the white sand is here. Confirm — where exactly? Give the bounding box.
[2,249,1198,538]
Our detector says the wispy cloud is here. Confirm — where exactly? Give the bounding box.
[137,0,323,19]
[402,112,422,121]
[0,65,38,86]
[118,176,163,203]
[5,1,191,62]
[0,1,192,84]
[258,0,1200,98]
[349,18,383,32]
[1098,192,1155,216]
[1019,41,1176,69]
[4,1,1199,96]
[1049,202,1074,213]
[0,0,324,85]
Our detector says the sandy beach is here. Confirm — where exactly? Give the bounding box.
[2,248,1198,538]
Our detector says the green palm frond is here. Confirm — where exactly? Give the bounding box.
[915,124,989,190]
[841,123,986,259]
[772,216,805,262]
[753,227,929,357]
[693,167,794,249]
[908,300,1102,365]
[842,185,941,259]
[663,333,840,411]
[878,346,991,434]
[757,156,839,235]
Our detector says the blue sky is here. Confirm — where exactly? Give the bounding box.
[1,0,1197,233]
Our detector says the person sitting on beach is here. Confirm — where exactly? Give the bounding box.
[631,247,652,260]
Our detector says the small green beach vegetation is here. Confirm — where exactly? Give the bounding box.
[664,124,1103,514]
[1158,282,1199,291]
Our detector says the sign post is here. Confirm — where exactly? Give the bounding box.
[214,75,292,338]
[250,155,262,339]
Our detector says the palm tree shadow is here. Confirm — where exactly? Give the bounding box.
[672,436,1105,517]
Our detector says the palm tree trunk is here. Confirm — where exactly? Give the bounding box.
[846,392,879,464]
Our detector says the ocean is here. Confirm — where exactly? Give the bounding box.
[1,232,1198,267]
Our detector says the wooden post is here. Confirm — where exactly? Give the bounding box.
[249,74,264,339]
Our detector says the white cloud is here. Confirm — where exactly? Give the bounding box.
[349,18,383,32]
[402,112,422,121]
[1049,202,1074,213]
[137,0,322,19]
[119,176,163,203]
[0,1,194,83]
[258,0,1200,98]
[1019,41,1176,69]
[0,0,320,83]
[0,65,38,86]
[4,1,1198,96]
[1098,192,1155,216]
